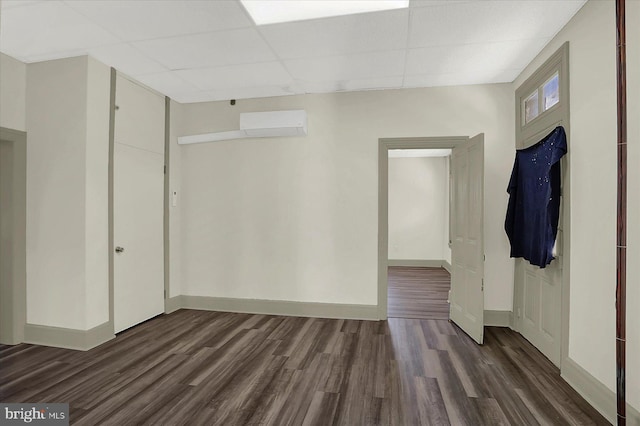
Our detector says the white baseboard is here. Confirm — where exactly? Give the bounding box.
[174,295,378,321]
[24,321,114,351]
[484,310,513,328]
[561,357,640,425]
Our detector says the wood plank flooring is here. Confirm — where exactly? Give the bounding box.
[0,310,608,425]
[388,266,450,320]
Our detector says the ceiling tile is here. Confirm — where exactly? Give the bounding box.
[408,0,585,48]
[175,86,299,103]
[403,68,520,88]
[285,50,406,83]
[132,71,199,99]
[65,0,252,42]
[132,29,276,70]
[209,86,299,101]
[300,76,403,94]
[343,76,404,92]
[405,38,551,77]
[167,92,222,104]
[88,44,166,76]
[259,9,408,59]
[0,1,120,58]
[176,62,294,91]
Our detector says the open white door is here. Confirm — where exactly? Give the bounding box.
[450,134,484,344]
[113,75,165,334]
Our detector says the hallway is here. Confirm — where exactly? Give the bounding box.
[388,266,451,320]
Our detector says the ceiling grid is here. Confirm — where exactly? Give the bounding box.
[0,0,586,103]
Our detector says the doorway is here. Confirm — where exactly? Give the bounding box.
[386,149,452,320]
[378,135,485,344]
[0,127,26,345]
[387,266,451,319]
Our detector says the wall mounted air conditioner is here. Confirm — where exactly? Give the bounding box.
[178,110,307,145]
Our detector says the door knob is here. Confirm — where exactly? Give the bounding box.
[115,246,125,253]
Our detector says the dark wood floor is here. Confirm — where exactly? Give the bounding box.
[1,310,607,425]
[388,266,451,320]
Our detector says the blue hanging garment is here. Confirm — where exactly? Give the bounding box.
[505,126,567,268]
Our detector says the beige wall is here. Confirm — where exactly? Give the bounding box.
[0,141,13,340]
[84,57,111,329]
[388,156,448,261]
[514,0,639,413]
[0,53,26,131]
[26,56,110,330]
[177,83,515,310]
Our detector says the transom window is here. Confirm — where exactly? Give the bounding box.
[523,71,560,125]
[515,42,568,149]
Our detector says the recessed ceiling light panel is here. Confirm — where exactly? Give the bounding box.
[240,0,410,25]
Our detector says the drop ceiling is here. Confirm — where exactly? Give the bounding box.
[0,0,586,104]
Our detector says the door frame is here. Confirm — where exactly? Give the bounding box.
[0,127,27,345]
[512,42,570,369]
[378,136,471,320]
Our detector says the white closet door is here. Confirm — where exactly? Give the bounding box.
[113,75,165,334]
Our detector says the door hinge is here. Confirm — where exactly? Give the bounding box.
[481,279,484,291]
[483,254,486,261]
[164,165,166,174]
[164,289,167,298]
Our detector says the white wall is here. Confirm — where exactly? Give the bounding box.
[514,0,639,412]
[26,56,110,330]
[0,53,26,131]
[177,84,515,310]
[388,156,448,261]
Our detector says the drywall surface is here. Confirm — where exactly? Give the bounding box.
[178,83,515,310]
[0,140,15,342]
[27,56,89,329]
[0,53,26,131]
[514,0,639,411]
[26,56,110,330]
[388,156,448,261]
[84,57,110,329]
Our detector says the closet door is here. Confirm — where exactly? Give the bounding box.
[113,75,165,333]
[512,43,568,367]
